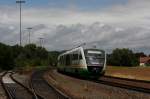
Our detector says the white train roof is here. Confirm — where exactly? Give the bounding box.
[58,46,105,58]
[59,47,83,57]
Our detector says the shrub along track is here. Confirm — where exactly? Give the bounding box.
[95,75,150,94]
[31,69,69,99]
[0,71,39,99]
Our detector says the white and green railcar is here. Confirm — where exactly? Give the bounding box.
[57,47,106,77]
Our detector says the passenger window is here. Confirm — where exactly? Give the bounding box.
[72,51,78,60]
[59,57,62,65]
[63,55,66,66]
[79,52,82,60]
[66,54,71,66]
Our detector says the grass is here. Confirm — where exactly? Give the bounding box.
[15,65,49,74]
[105,66,150,81]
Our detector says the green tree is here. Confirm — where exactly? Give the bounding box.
[24,44,37,59]
[0,43,14,70]
[135,52,147,58]
[48,51,60,66]
[107,48,139,66]
[0,42,60,70]
[14,44,49,68]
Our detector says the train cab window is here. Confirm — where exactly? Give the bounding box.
[87,51,105,58]
[85,50,105,65]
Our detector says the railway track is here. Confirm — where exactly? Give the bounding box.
[0,71,39,99]
[59,70,150,94]
[0,72,7,99]
[95,75,150,94]
[31,70,69,99]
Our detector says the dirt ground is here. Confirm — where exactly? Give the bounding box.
[105,66,150,81]
[44,70,150,99]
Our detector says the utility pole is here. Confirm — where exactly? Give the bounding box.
[39,37,44,47]
[16,0,26,46]
[27,27,32,44]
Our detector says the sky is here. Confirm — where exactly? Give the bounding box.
[0,0,127,8]
[0,0,150,54]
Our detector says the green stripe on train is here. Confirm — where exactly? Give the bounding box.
[57,66,100,77]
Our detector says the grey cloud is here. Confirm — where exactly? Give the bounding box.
[37,22,150,55]
[0,23,18,44]
[0,21,149,54]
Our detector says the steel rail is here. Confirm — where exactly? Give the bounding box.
[95,76,150,94]
[103,75,150,83]
[10,73,42,99]
[31,70,70,99]
[59,71,150,94]
[1,72,40,99]
[0,72,14,99]
[44,71,70,99]
[29,73,45,99]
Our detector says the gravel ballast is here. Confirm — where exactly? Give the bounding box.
[0,72,7,99]
[44,70,150,99]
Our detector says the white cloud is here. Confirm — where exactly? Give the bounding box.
[0,0,150,54]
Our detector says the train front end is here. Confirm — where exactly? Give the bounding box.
[84,49,106,76]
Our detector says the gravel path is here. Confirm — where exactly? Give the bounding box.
[44,70,150,99]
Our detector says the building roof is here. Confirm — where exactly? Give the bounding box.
[140,57,150,63]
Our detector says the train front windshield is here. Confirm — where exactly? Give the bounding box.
[85,50,105,66]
